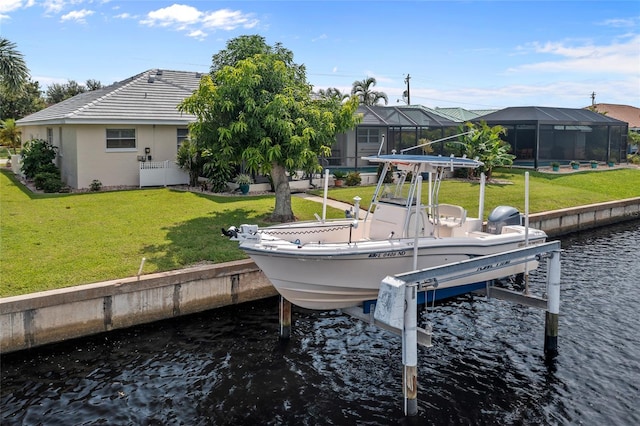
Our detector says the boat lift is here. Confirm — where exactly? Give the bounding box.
[341,240,562,417]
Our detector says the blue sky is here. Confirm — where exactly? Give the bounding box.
[2,1,639,109]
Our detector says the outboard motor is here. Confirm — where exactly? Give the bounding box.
[486,206,522,234]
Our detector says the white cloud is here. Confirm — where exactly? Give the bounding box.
[188,29,207,41]
[508,35,640,76]
[599,17,639,28]
[140,4,202,29]
[0,0,26,13]
[312,34,328,42]
[60,8,94,23]
[43,0,66,14]
[114,12,134,19]
[140,4,258,39]
[202,9,257,30]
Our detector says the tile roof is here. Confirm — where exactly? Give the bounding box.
[589,103,640,129]
[17,69,202,126]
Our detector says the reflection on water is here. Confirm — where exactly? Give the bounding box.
[2,220,640,425]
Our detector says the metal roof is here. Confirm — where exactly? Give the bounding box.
[357,105,458,127]
[17,69,202,126]
[476,106,627,126]
[433,107,491,122]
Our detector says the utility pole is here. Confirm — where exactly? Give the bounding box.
[404,74,411,105]
[591,91,596,106]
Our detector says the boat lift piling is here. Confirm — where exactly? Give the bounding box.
[279,296,292,339]
[346,241,562,416]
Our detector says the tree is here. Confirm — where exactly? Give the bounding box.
[0,38,30,93]
[458,121,515,180]
[45,79,103,104]
[317,87,349,103]
[46,80,86,104]
[0,118,21,154]
[85,79,103,91]
[176,139,203,187]
[180,35,361,222]
[0,80,46,120]
[351,77,388,106]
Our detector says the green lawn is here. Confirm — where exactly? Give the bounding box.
[0,170,344,297]
[1,167,639,297]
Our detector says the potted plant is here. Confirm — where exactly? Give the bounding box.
[590,160,598,169]
[234,173,252,194]
[608,157,616,167]
[570,160,580,170]
[551,162,560,172]
[332,170,347,187]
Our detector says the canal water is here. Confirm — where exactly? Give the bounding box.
[2,220,640,425]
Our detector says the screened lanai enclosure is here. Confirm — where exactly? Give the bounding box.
[328,105,462,169]
[328,105,628,172]
[478,106,628,168]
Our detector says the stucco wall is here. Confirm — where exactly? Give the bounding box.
[17,124,186,189]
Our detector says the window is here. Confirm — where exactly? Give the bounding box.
[106,129,136,150]
[177,128,189,150]
[357,127,380,144]
[46,128,53,144]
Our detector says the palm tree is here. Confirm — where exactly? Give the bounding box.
[0,38,30,92]
[0,118,22,154]
[317,87,350,103]
[351,77,388,106]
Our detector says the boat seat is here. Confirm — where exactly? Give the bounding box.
[437,204,467,227]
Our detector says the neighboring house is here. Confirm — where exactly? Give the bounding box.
[588,103,640,133]
[589,103,640,154]
[477,106,629,168]
[16,69,200,189]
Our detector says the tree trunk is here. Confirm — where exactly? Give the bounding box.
[269,162,295,222]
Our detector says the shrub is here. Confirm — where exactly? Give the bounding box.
[34,172,60,190]
[345,171,361,186]
[20,139,58,179]
[42,177,64,193]
[90,179,102,191]
[38,162,60,175]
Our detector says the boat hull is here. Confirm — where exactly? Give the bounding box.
[243,228,546,310]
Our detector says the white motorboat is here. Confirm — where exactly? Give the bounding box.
[225,145,547,310]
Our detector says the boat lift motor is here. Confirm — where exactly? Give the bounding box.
[486,206,522,234]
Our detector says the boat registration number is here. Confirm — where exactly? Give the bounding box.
[368,250,407,258]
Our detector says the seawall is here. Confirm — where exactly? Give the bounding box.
[2,197,639,354]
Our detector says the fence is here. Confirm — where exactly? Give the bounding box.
[139,160,189,188]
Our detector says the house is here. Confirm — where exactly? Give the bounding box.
[589,103,639,154]
[477,106,629,168]
[16,69,200,189]
[589,103,640,133]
